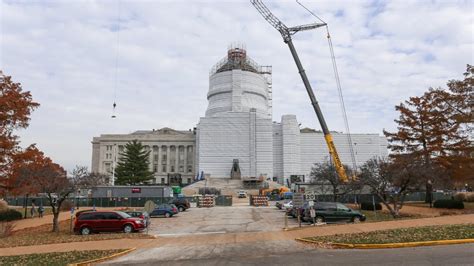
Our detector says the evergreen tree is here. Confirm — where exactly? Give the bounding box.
[115,140,153,185]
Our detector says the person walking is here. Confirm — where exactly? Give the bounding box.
[30,201,36,218]
[38,204,44,218]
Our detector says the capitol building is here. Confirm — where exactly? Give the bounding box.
[91,46,387,185]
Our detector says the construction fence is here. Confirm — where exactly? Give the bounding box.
[4,196,197,208]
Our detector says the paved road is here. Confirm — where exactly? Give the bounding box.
[108,243,474,265]
[148,205,298,236]
[105,207,474,265]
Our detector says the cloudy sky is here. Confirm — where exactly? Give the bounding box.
[1,0,472,171]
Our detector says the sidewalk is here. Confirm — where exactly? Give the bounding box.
[1,213,472,256]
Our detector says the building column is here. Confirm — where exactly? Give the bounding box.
[175,145,179,173]
[184,145,188,174]
[158,146,162,173]
[166,145,171,173]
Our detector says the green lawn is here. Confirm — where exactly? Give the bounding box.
[304,224,474,244]
[0,249,125,266]
[360,210,418,222]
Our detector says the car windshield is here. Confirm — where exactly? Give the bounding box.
[116,211,132,218]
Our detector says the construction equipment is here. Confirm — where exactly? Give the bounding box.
[251,0,349,182]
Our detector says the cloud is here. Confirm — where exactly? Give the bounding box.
[1,0,472,171]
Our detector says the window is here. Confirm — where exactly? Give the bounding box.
[162,165,167,172]
[94,213,106,220]
[316,202,336,211]
[161,178,165,184]
[170,166,175,172]
[154,154,158,162]
[105,163,111,173]
[187,178,191,184]
[187,165,193,173]
[336,203,350,212]
[78,213,96,220]
[179,166,184,172]
[104,213,120,220]
[153,164,158,173]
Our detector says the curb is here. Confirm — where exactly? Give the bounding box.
[68,248,136,266]
[296,238,474,249]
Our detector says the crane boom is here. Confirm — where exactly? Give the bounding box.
[250,0,349,182]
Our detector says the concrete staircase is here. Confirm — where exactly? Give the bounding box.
[182,178,245,196]
[182,178,285,198]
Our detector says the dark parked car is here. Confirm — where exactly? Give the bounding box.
[124,210,150,227]
[150,204,177,218]
[169,198,190,212]
[74,211,145,235]
[302,202,366,224]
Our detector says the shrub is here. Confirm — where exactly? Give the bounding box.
[360,202,382,211]
[466,193,474,202]
[0,209,23,222]
[0,222,15,238]
[0,200,8,212]
[453,192,474,202]
[433,199,464,209]
[453,193,466,202]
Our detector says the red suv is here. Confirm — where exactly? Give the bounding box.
[74,211,145,235]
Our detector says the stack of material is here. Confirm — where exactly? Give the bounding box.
[198,195,215,208]
[251,195,268,207]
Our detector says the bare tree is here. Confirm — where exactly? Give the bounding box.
[71,165,109,189]
[359,156,427,218]
[310,161,360,201]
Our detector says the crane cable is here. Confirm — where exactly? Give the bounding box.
[112,0,122,118]
[296,0,358,176]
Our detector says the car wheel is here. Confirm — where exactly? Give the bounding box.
[315,216,324,224]
[165,212,171,218]
[352,216,361,223]
[178,206,185,212]
[123,224,133,233]
[80,227,92,235]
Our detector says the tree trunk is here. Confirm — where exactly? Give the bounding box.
[52,211,59,233]
[377,193,399,218]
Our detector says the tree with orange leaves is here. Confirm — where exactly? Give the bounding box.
[11,145,71,232]
[0,71,39,195]
[384,65,473,188]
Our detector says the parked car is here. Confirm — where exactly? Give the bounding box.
[123,210,150,227]
[276,199,291,210]
[169,198,191,212]
[238,190,247,198]
[150,204,177,218]
[169,204,179,214]
[302,202,366,224]
[74,211,145,235]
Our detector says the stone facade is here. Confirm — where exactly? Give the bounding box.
[91,128,196,185]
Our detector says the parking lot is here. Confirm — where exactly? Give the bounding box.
[148,204,299,236]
